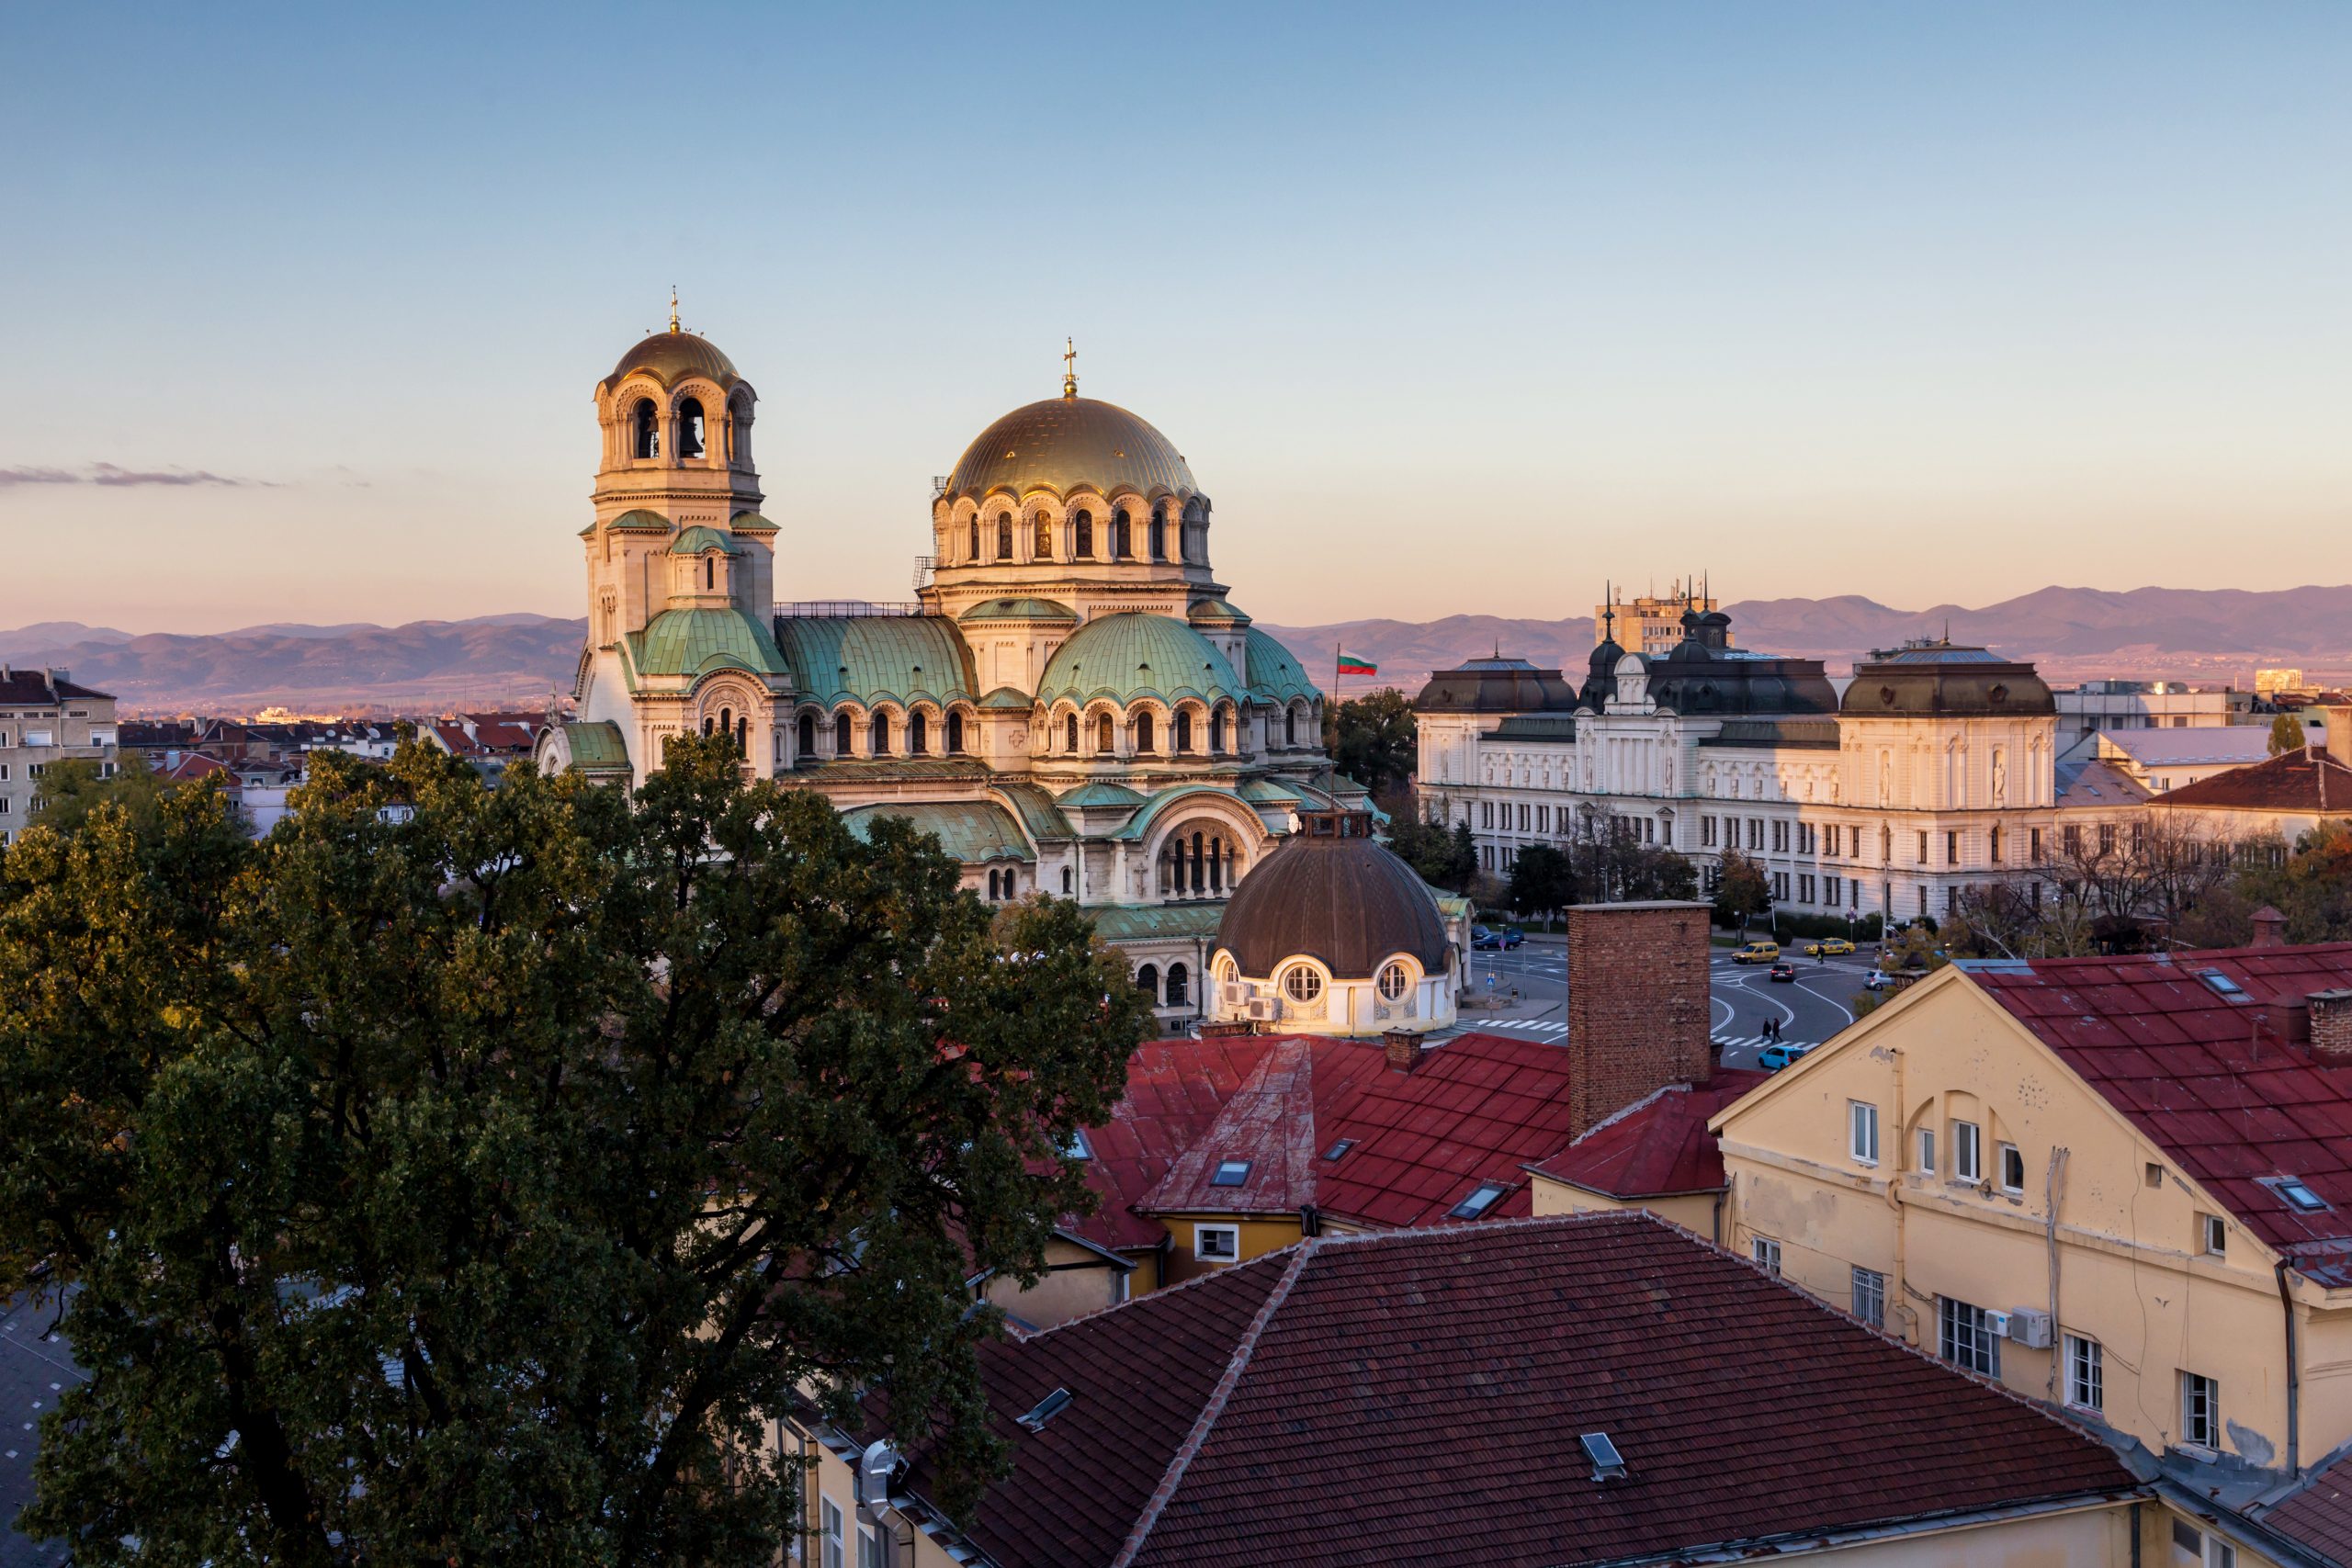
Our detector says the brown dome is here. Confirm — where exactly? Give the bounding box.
[608,329,741,389]
[1216,812,1451,979]
[1840,642,2055,717]
[945,395,1195,501]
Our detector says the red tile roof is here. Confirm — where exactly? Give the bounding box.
[2259,1446,2352,1563]
[1065,1037,1283,1253]
[1132,1032,1599,1228]
[1966,944,2352,1282]
[2154,747,2352,813]
[888,1213,2135,1568]
[1526,1069,1768,1198]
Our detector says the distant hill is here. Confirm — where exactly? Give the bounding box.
[7,584,2351,714]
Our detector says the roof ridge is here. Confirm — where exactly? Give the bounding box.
[1108,1238,1319,1568]
[1010,1237,1295,1343]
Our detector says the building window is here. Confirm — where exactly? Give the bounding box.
[1195,1224,1239,1262]
[632,398,660,458]
[1946,830,1960,865]
[1451,1182,1508,1219]
[1175,709,1193,752]
[1283,966,1324,1005]
[1135,711,1155,753]
[1917,830,1929,864]
[834,711,853,756]
[909,711,928,754]
[1988,825,2002,863]
[1209,708,1225,752]
[967,517,979,559]
[821,1497,844,1568]
[2199,1213,2226,1258]
[1849,1101,1880,1165]
[1999,1142,2025,1193]
[1033,513,1052,558]
[1096,713,1114,754]
[1074,510,1092,557]
[2182,1371,2221,1450]
[2030,827,2043,860]
[870,712,891,756]
[946,710,964,754]
[997,513,1013,559]
[2065,1335,2104,1413]
[1376,962,1410,1001]
[1112,509,1131,558]
[856,1525,879,1568]
[1751,1236,1781,1275]
[1938,1297,2002,1377]
[1167,963,1188,1007]
[1917,1126,1936,1175]
[1149,510,1167,560]
[1852,1267,1886,1328]
[1702,817,1716,847]
[1210,1158,1250,1186]
[1952,1120,1982,1183]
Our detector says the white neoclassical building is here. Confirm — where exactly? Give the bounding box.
[537,316,1378,1024]
[1416,605,2076,925]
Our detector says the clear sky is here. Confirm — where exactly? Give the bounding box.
[4,2,2347,634]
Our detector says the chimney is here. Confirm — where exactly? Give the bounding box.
[1384,1029,1424,1073]
[1566,900,1713,1136]
[2251,906,2288,949]
[2309,990,2352,1061]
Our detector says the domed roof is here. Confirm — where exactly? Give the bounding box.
[1413,655,1578,715]
[1035,613,1246,708]
[668,525,735,554]
[1215,812,1451,979]
[1243,628,1319,705]
[1841,642,2055,717]
[958,597,1079,623]
[608,329,741,389]
[944,395,1196,501]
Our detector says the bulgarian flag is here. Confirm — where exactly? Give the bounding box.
[1336,651,1377,677]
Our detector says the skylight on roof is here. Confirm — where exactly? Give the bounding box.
[1016,1387,1073,1431]
[1061,1128,1093,1160]
[2270,1177,2330,1213]
[1580,1431,1627,1481]
[1211,1159,1252,1187]
[1322,1139,1356,1162]
[2199,971,2248,1000]
[1450,1181,1508,1219]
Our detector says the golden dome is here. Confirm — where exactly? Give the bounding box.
[944,396,1196,502]
[607,329,741,389]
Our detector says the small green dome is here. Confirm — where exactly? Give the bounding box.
[607,508,672,531]
[729,511,780,533]
[1057,781,1148,810]
[670,525,736,555]
[1244,628,1319,705]
[1035,613,1246,710]
[1187,597,1251,626]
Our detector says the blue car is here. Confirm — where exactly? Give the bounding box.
[1758,1042,1815,1072]
[1472,924,1526,951]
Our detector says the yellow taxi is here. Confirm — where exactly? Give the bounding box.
[1803,938,1856,957]
[1731,941,1781,964]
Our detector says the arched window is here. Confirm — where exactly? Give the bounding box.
[1191,830,1205,893]
[910,710,927,754]
[1209,707,1225,753]
[987,870,1000,900]
[1112,509,1131,558]
[1096,713,1114,754]
[1149,508,1167,561]
[967,517,979,560]
[718,707,732,747]
[1284,707,1298,747]
[996,513,1013,560]
[1166,963,1189,1007]
[797,712,815,759]
[1135,711,1154,753]
[702,716,715,737]
[632,399,660,458]
[1216,955,1236,986]
[704,557,714,592]
[1066,713,1080,753]
[871,711,891,755]
[1061,865,1073,894]
[1377,963,1410,1001]
[1176,709,1193,753]
[1209,836,1224,893]
[1136,964,1160,1003]
[1283,966,1324,1005]
[1033,513,1052,559]
[835,711,853,756]
[1074,510,1092,558]
[677,398,706,458]
[946,710,964,754]
[735,716,748,757]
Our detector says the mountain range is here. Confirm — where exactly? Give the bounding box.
[6,585,2349,714]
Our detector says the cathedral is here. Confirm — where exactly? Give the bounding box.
[537,313,1379,1024]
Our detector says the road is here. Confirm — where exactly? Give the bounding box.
[1455,942,1874,1068]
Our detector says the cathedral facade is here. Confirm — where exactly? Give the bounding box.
[537,320,1371,1024]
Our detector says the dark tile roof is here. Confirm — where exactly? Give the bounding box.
[889,1214,2135,1568]
[1965,944,2352,1281]
[2154,747,2352,813]
[0,670,108,705]
[1526,1070,1768,1198]
[2258,1444,2352,1564]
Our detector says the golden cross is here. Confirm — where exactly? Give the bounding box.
[1062,336,1078,399]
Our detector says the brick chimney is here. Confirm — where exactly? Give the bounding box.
[2251,906,2288,949]
[2309,989,2352,1061]
[1566,900,1713,1135]
[1384,1029,1424,1073]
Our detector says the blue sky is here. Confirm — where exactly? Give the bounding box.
[4,2,2347,631]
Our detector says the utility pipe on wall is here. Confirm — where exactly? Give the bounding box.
[2277,1258,2302,1476]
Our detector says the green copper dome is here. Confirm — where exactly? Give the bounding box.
[1034,613,1246,709]
[669,525,736,555]
[1244,628,1320,706]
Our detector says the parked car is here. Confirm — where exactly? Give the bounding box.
[1499,924,1525,949]
[1732,941,1781,964]
[1768,962,1796,983]
[1758,1042,1815,1071]
[1803,938,1855,957]
[1473,925,1525,951]
[1861,970,1890,991]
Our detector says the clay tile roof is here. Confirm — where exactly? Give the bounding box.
[1062,1037,1282,1253]
[1964,944,2352,1279]
[888,1213,2135,1568]
[2258,1444,2352,1562]
[1526,1069,1768,1198]
[2153,747,2352,812]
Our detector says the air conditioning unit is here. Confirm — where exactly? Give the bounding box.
[1220,981,1250,1010]
[1244,998,1279,1022]
[2005,1307,2053,1348]
[1982,1309,2014,1340]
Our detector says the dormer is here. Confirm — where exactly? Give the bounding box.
[668,526,739,610]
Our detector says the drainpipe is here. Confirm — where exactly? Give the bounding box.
[2276,1258,2302,1475]
[2043,1147,2068,1402]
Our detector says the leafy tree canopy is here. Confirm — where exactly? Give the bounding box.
[0,735,1149,1565]
[28,750,172,838]
[1323,690,1416,801]
[1711,848,1771,930]
[2271,712,2309,755]
[1386,816,1478,895]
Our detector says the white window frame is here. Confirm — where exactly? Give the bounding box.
[1999,1141,2026,1194]
[2200,1213,2227,1258]
[821,1496,845,1568]
[1194,1223,1240,1263]
[1849,1101,1880,1166]
[2065,1334,2104,1414]
[856,1523,879,1568]
[1952,1120,1982,1184]
[2182,1371,2221,1450]
[1851,1266,1886,1328]
[1917,1126,1936,1175]
[1752,1236,1781,1275]
[1938,1296,2002,1377]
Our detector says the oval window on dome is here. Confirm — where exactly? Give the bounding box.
[1377,963,1411,1001]
[1283,966,1323,1005]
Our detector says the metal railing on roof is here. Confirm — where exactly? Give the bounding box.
[774,602,927,619]
[911,555,938,592]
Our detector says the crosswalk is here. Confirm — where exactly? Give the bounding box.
[1476,1019,1568,1036]
[1714,1034,1819,1054]
[1462,1018,1825,1055]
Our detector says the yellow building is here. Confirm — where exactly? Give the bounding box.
[1713,941,2352,1566]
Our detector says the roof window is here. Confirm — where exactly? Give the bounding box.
[1016,1387,1074,1431]
[2199,970,2248,1000]
[1322,1139,1356,1162]
[2269,1176,2330,1213]
[1450,1181,1508,1219]
[1580,1431,1628,1481]
[1060,1128,1092,1161]
[1210,1159,1252,1188]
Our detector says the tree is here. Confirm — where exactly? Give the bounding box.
[1386,816,1477,895]
[2270,712,2308,755]
[1324,690,1416,801]
[1711,848,1770,932]
[1507,843,1576,921]
[29,750,173,838]
[0,735,1151,1564]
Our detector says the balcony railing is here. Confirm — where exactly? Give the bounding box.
[911,555,938,592]
[774,602,926,620]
